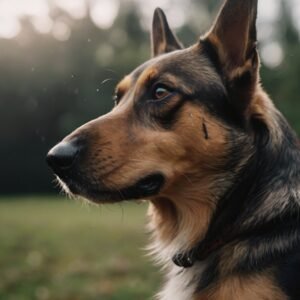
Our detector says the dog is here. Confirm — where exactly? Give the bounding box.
[47,0,300,299]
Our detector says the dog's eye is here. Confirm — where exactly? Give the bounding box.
[153,84,172,100]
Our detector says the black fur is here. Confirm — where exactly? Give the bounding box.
[277,252,300,300]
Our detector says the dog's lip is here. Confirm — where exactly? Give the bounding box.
[57,172,166,203]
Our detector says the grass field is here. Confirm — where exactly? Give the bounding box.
[0,197,161,300]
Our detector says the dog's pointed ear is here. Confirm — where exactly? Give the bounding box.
[205,0,258,70]
[151,8,183,57]
[203,0,259,116]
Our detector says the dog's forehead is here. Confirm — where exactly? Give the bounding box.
[131,49,191,80]
[126,46,222,88]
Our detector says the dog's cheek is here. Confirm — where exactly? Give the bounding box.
[177,112,229,167]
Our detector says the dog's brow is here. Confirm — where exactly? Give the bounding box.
[136,67,158,87]
[161,73,194,94]
[116,75,132,94]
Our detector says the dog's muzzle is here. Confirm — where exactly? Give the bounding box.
[46,138,165,202]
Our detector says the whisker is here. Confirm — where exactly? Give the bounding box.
[100,78,115,85]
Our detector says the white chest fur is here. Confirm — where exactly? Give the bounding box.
[157,262,206,300]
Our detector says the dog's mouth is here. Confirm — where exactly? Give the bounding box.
[56,172,165,203]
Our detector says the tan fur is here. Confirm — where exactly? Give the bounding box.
[116,75,132,95]
[250,88,284,146]
[218,241,249,275]
[136,67,158,89]
[157,42,168,56]
[195,273,287,300]
[227,58,256,81]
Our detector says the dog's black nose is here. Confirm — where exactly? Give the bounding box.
[46,140,80,171]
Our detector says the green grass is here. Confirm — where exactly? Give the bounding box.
[0,197,161,300]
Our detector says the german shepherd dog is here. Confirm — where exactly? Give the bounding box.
[47,0,300,299]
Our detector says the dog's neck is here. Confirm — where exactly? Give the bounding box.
[147,170,236,265]
[148,93,300,290]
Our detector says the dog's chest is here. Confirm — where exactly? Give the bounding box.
[158,263,206,300]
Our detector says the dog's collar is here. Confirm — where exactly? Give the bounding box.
[172,238,224,268]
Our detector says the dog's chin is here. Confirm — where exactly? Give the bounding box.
[56,173,165,204]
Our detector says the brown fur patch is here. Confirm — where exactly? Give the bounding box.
[195,273,287,300]
[136,67,158,89]
[116,75,132,96]
[218,241,249,275]
[250,87,283,145]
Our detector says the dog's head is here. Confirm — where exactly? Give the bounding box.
[47,0,264,204]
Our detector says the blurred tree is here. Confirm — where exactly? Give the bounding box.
[261,0,300,133]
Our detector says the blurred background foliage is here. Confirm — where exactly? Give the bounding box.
[0,198,159,300]
[0,0,299,194]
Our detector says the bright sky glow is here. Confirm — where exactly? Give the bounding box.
[90,0,120,29]
[31,16,53,34]
[261,41,284,69]
[258,0,281,23]
[0,0,49,18]
[290,0,300,33]
[0,18,21,39]
[257,0,280,42]
[52,21,71,41]
[53,0,87,20]
[0,0,49,38]
[134,0,190,29]
[0,0,297,67]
